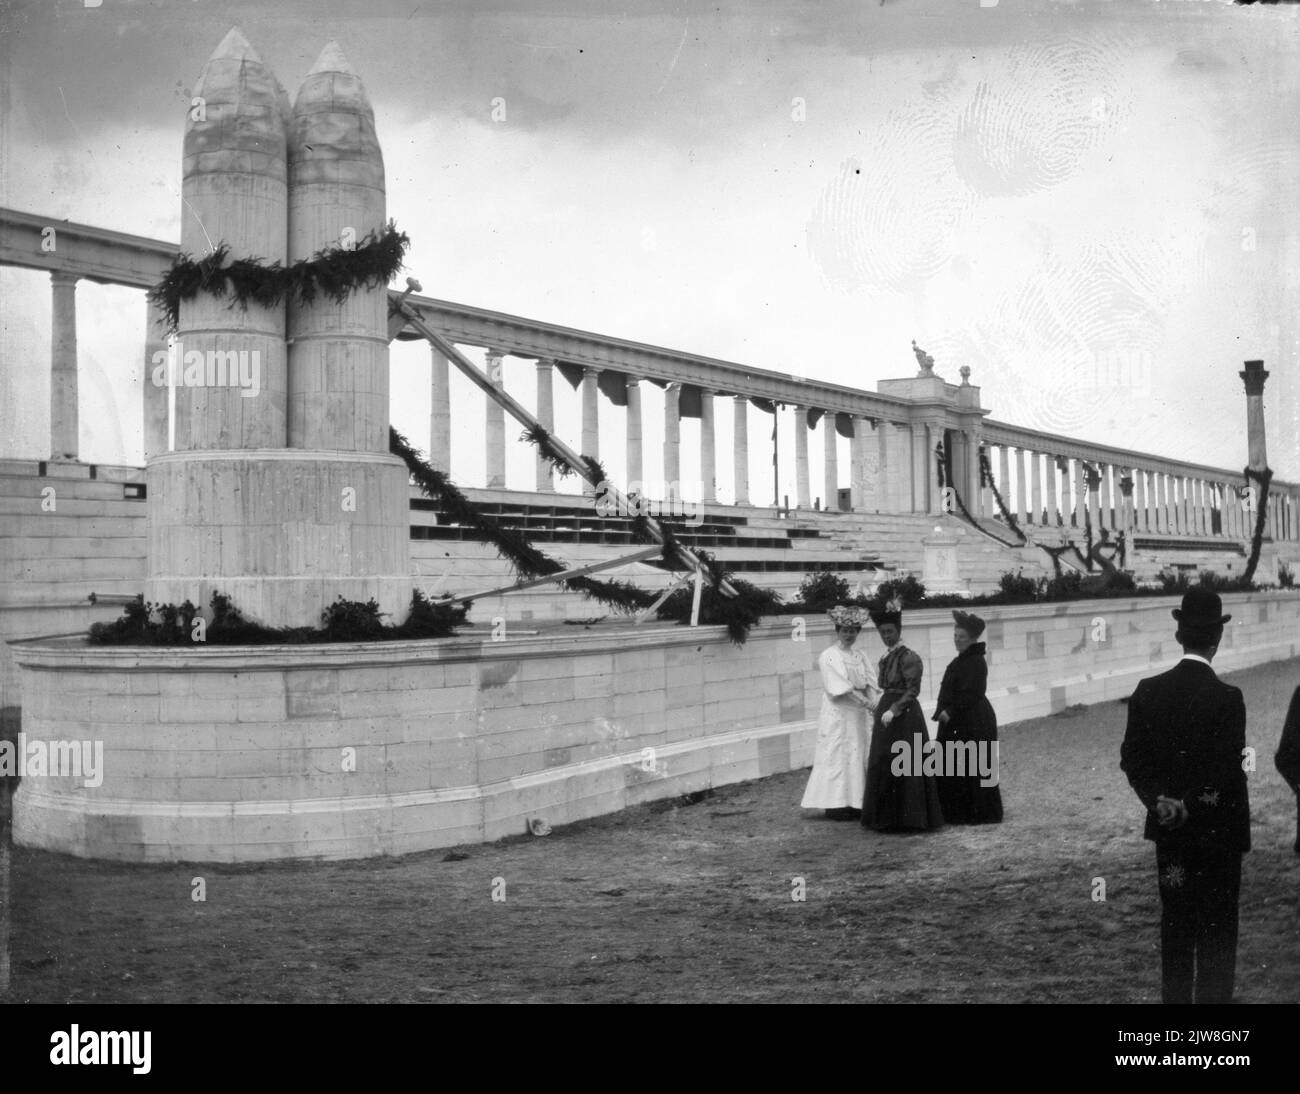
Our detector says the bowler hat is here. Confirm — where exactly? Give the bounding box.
[1171,587,1232,626]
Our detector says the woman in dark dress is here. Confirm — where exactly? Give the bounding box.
[861,598,944,832]
[932,610,1003,824]
[1275,684,1300,853]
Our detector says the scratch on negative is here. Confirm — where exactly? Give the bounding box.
[655,20,689,96]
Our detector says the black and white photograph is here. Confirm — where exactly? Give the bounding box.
[0,0,1297,1063]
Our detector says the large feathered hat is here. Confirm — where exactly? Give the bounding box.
[951,609,986,638]
[868,597,903,628]
[827,605,871,629]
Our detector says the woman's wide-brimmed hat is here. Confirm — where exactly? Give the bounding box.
[868,597,904,628]
[951,609,986,638]
[827,605,871,629]
[1171,587,1232,626]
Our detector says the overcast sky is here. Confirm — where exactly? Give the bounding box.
[1,0,1297,499]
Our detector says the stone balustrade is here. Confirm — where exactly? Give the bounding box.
[1,205,1296,544]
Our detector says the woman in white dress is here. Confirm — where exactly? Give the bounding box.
[800,605,878,820]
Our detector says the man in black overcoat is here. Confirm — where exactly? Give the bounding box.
[1275,685,1300,853]
[1120,588,1250,1005]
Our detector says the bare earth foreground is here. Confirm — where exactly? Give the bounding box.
[4,657,1299,1004]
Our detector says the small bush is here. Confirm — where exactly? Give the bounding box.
[796,571,850,611]
[998,569,1041,602]
[1280,562,1295,589]
[88,589,466,646]
[875,573,926,607]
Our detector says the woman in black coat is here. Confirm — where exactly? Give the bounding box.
[1276,684,1300,853]
[932,610,1003,824]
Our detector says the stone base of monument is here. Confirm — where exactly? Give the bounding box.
[921,530,971,598]
[145,449,412,628]
[10,589,1298,861]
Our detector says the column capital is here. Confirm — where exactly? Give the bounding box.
[625,375,641,388]
[733,392,749,403]
[582,364,602,378]
[533,356,556,368]
[49,269,80,287]
[485,347,508,359]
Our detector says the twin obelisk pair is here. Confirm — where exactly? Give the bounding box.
[147,28,411,627]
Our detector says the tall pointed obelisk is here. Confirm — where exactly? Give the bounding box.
[282,40,411,620]
[146,30,411,627]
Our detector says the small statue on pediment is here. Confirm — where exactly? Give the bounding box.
[912,340,936,377]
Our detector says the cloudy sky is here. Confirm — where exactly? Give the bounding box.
[1,0,1297,499]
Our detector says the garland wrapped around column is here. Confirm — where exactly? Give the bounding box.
[1241,464,1274,585]
[390,427,657,612]
[978,446,1027,544]
[392,424,780,643]
[149,221,409,334]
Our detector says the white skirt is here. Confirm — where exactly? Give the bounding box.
[800,694,870,809]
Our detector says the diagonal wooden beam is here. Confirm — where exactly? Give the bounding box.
[433,546,663,606]
[394,300,737,597]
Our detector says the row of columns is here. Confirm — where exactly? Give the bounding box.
[979,443,1300,543]
[427,348,997,516]
[35,271,1300,544]
[423,348,1300,541]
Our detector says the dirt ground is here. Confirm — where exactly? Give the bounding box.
[3,656,1299,1004]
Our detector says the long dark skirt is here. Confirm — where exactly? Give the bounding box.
[861,691,944,832]
[935,695,1004,824]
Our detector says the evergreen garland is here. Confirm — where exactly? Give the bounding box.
[978,446,1027,543]
[391,427,656,612]
[392,425,778,639]
[1241,465,1274,584]
[149,221,409,334]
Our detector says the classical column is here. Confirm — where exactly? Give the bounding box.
[1015,448,1028,526]
[1137,470,1150,532]
[700,389,716,504]
[909,425,927,514]
[1029,450,1042,525]
[429,345,452,475]
[49,271,80,461]
[733,395,751,506]
[929,423,945,516]
[998,439,1008,519]
[1088,464,1101,535]
[1118,470,1134,537]
[793,405,810,509]
[878,423,899,514]
[852,416,879,512]
[142,294,170,461]
[823,413,840,511]
[1099,463,1112,531]
[1054,458,1068,526]
[1177,476,1189,535]
[626,376,643,491]
[664,383,681,486]
[967,433,983,518]
[1074,460,1088,532]
[485,349,506,488]
[534,358,554,491]
[580,366,600,496]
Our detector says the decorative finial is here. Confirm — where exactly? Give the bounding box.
[912,340,935,377]
[959,365,971,385]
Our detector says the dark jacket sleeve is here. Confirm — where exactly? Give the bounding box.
[935,654,986,720]
[1276,685,1300,788]
[1120,680,1163,816]
[1183,684,1249,834]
